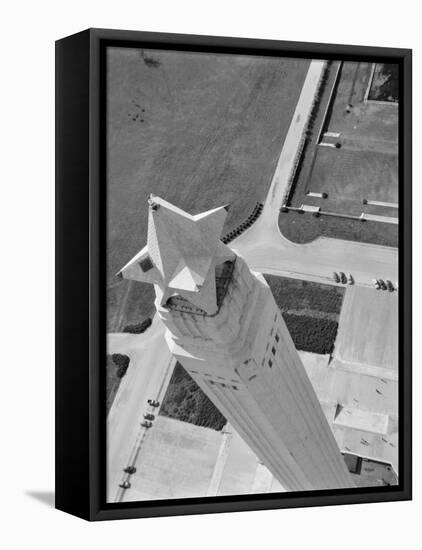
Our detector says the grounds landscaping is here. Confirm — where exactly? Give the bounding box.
[368,64,399,103]
[281,61,398,248]
[107,47,310,331]
[160,363,227,431]
[278,209,398,247]
[265,275,345,355]
[107,353,130,414]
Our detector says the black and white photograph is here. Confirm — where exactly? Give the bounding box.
[2,0,420,544]
[105,45,403,503]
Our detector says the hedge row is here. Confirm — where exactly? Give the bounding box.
[112,353,130,378]
[123,317,152,334]
[265,275,344,317]
[282,313,338,355]
[222,202,263,244]
[160,363,226,431]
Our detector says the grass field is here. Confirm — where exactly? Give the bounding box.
[283,61,398,246]
[106,354,130,414]
[107,47,309,331]
[265,275,344,354]
[278,209,398,247]
[264,275,344,319]
[306,147,398,216]
[368,64,399,103]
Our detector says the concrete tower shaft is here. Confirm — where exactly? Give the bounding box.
[120,197,354,491]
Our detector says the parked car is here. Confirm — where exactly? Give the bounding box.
[378,279,387,290]
[386,280,395,292]
[373,279,381,289]
[333,272,340,283]
[119,480,131,489]
[339,272,347,284]
[123,466,136,474]
[143,413,155,421]
[141,420,153,428]
[347,274,354,285]
[147,399,160,407]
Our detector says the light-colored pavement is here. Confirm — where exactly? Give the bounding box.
[231,61,398,287]
[335,286,398,376]
[115,350,396,503]
[107,315,175,502]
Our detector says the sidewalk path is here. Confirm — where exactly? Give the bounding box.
[107,315,175,502]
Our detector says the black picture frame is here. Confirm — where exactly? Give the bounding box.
[55,28,412,521]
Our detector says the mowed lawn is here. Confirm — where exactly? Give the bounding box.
[264,275,345,355]
[309,147,398,216]
[283,61,398,247]
[307,61,398,216]
[107,48,309,330]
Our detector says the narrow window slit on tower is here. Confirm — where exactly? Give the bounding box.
[139,255,154,272]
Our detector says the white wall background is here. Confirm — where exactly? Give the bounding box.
[0,1,419,548]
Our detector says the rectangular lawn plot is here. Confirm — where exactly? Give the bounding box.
[305,61,398,217]
[309,147,398,216]
[285,60,398,241]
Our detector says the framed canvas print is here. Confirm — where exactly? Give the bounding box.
[55,28,412,521]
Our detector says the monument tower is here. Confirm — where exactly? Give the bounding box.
[119,195,354,491]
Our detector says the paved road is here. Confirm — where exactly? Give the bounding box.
[107,316,175,502]
[231,61,398,286]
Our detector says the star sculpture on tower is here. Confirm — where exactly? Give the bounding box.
[118,195,234,315]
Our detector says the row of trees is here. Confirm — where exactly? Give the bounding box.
[123,317,152,334]
[222,202,264,244]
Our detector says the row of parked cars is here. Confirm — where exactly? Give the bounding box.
[119,399,161,490]
[373,279,397,292]
[221,202,264,244]
[333,272,397,292]
[332,272,354,285]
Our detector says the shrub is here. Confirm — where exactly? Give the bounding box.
[123,317,152,334]
[112,353,130,378]
[264,275,344,317]
[282,313,338,355]
[160,363,226,431]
